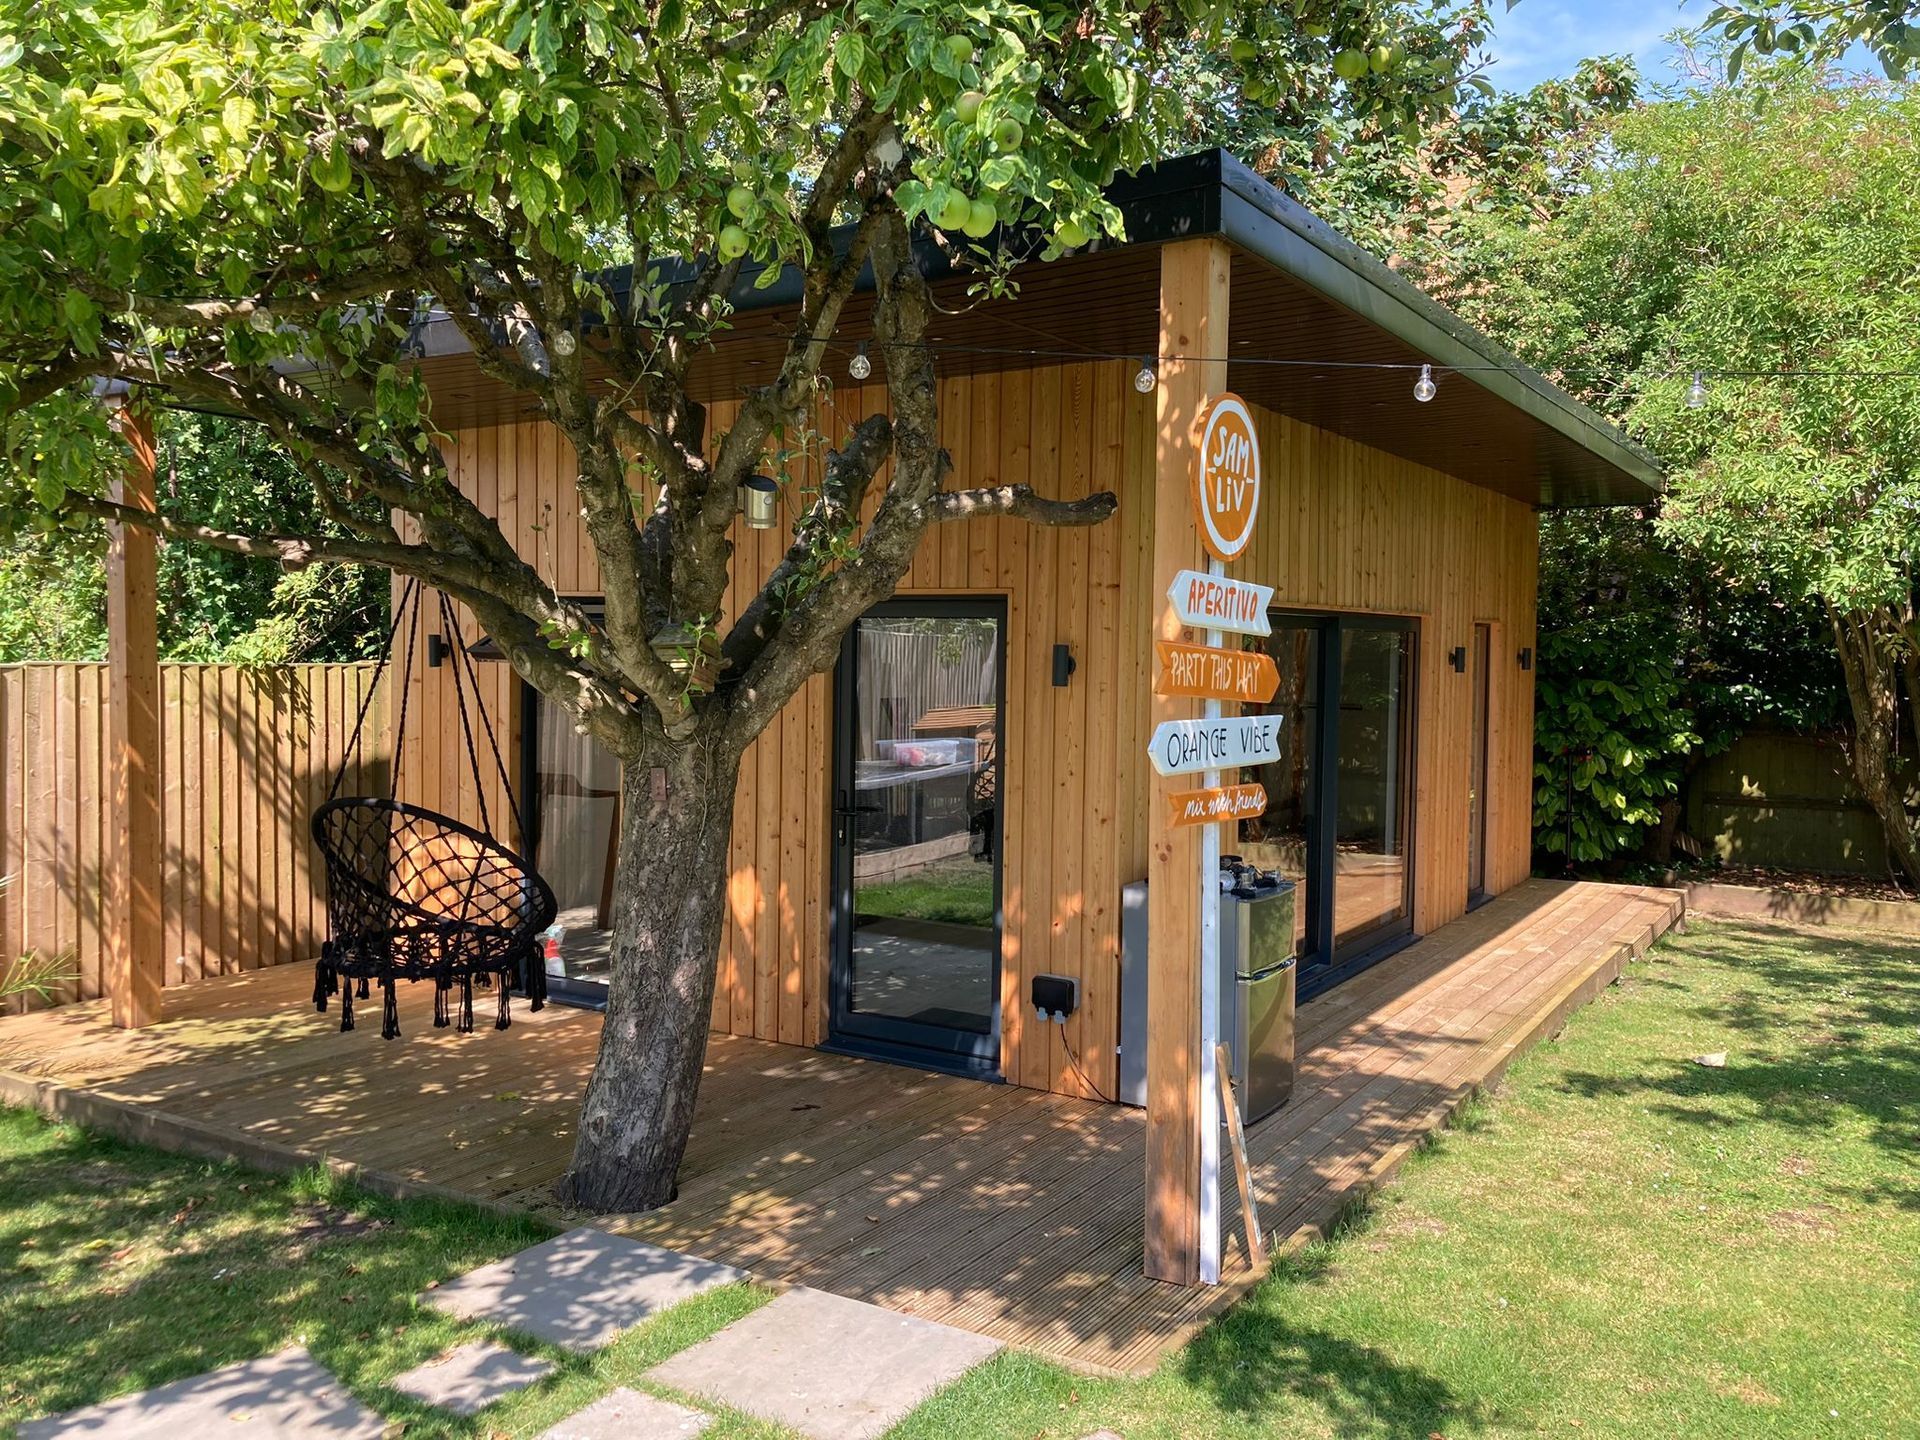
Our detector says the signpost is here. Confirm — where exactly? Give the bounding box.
[1148,391,1269,1287]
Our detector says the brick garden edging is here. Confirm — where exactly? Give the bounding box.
[1676,881,1920,936]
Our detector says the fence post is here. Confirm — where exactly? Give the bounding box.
[106,402,164,1027]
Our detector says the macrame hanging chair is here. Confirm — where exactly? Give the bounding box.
[311,579,557,1039]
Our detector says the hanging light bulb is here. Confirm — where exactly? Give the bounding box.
[1686,370,1707,409]
[848,342,871,381]
[549,328,577,358]
[1133,357,1156,394]
[1413,363,1437,403]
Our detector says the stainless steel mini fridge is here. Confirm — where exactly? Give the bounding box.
[1117,868,1297,1122]
[1218,868,1297,1124]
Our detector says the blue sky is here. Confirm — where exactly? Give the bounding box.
[1481,0,1706,90]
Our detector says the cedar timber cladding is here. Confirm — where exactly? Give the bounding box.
[416,357,1537,1103]
[0,662,387,1008]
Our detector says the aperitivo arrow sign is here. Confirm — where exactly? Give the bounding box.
[1147,713,1284,777]
[1167,570,1274,637]
[1155,640,1280,705]
[1167,782,1269,829]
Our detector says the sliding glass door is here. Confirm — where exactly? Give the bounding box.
[1240,612,1417,998]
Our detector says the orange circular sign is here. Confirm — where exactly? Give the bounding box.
[1192,393,1261,561]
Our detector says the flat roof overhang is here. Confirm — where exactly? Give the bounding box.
[409,149,1660,510]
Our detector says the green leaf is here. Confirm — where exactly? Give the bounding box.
[832,32,865,80]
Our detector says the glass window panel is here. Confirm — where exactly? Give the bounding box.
[530,695,621,987]
[1241,621,1320,960]
[1468,623,1491,897]
[1333,626,1414,948]
[847,614,1001,1034]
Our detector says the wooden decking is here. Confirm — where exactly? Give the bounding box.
[0,878,1681,1375]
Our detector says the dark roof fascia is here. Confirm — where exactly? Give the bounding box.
[403,156,1223,361]
[1205,149,1664,498]
[401,148,1661,502]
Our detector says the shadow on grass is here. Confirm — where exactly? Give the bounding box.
[0,1110,551,1430]
[1553,922,1920,1170]
[1174,1227,1488,1438]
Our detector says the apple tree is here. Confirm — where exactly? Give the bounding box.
[1,0,1483,1212]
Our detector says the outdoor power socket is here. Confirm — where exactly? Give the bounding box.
[1031,974,1079,1024]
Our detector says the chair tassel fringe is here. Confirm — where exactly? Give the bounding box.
[521,950,548,1013]
[495,971,512,1031]
[381,978,400,1041]
[433,977,451,1030]
[357,975,371,1001]
[313,951,337,1013]
[457,975,475,1034]
[339,981,355,1033]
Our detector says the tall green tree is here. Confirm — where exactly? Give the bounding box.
[1441,70,1920,882]
[0,411,384,663]
[1705,0,1920,78]
[0,0,1480,1212]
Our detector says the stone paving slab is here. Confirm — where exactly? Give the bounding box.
[19,1346,384,1439]
[424,1227,746,1352]
[389,1339,555,1416]
[536,1386,713,1438]
[648,1287,1002,1440]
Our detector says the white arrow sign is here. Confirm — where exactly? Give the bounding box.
[1168,570,1275,637]
[1147,713,1284,777]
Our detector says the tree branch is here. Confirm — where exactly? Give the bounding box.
[720,410,894,676]
[927,484,1118,527]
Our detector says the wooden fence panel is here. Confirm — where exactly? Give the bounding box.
[0,662,387,1012]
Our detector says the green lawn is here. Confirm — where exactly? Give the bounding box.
[0,1119,776,1437]
[906,918,1920,1438]
[4,917,1915,1438]
[856,853,996,927]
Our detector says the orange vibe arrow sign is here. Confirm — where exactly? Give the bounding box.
[1155,640,1281,704]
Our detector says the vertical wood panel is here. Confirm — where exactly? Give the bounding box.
[368,354,1541,1111]
[0,663,386,1009]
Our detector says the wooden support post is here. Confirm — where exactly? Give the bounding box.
[1144,237,1230,1285]
[106,404,164,1028]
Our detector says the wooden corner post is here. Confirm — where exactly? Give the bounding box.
[1144,237,1230,1284]
[106,403,164,1028]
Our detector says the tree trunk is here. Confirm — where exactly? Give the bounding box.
[556,729,742,1213]
[1826,602,1920,887]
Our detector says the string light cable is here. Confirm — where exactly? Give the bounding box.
[632,324,1920,395]
[60,292,1920,403]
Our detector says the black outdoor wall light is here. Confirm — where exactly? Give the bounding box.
[1052,643,1077,687]
[1449,645,1467,673]
[1518,646,1534,672]
[426,632,448,669]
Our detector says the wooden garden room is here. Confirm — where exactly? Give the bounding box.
[0,149,1680,1370]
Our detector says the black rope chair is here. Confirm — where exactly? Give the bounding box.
[312,581,557,1038]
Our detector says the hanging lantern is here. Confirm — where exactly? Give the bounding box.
[740,473,779,530]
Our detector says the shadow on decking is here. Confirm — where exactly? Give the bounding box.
[0,878,1683,1375]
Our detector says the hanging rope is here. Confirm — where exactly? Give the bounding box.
[311,581,557,1040]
